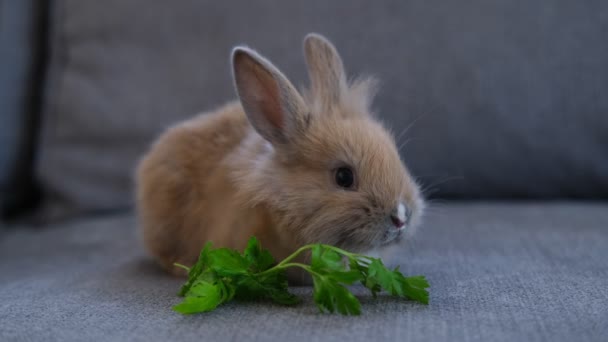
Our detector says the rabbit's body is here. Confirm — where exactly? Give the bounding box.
[137,102,299,273]
[137,34,424,278]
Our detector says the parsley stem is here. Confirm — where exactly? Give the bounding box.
[275,245,313,266]
[256,244,375,278]
[257,261,323,278]
[282,244,372,264]
[317,245,375,262]
[173,263,191,272]
[278,262,313,272]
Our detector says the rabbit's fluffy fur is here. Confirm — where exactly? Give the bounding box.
[136,34,424,277]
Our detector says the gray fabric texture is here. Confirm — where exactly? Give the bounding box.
[0,0,43,212]
[37,1,608,217]
[1,202,607,342]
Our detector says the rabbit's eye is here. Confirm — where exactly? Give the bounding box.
[335,167,355,189]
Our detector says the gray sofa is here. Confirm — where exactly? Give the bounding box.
[1,1,607,341]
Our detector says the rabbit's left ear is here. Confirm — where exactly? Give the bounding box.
[303,33,347,108]
[232,47,309,146]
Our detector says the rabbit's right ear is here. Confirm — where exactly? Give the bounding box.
[232,47,309,145]
[303,33,347,110]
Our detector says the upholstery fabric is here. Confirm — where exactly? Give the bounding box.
[37,1,608,217]
[1,203,607,341]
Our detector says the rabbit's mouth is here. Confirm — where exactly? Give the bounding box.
[380,224,406,246]
[327,219,407,252]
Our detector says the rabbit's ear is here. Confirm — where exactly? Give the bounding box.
[232,47,309,145]
[303,33,347,108]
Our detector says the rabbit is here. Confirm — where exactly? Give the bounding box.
[136,33,424,281]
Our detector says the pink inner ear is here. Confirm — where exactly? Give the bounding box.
[257,90,284,131]
[250,62,284,130]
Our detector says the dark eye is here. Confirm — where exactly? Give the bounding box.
[335,167,355,189]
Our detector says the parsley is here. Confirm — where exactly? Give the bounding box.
[173,237,429,315]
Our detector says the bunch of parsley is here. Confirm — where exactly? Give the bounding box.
[174,237,429,315]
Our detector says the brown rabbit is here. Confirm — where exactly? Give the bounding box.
[136,33,424,279]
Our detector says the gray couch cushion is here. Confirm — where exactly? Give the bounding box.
[38,1,608,217]
[1,203,607,341]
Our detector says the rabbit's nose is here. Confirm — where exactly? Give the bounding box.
[390,203,407,229]
[390,215,404,228]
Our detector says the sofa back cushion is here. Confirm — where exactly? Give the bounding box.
[38,0,608,217]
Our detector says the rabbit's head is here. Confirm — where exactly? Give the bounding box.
[231,34,424,252]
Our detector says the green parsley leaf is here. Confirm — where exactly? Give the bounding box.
[173,236,430,315]
[267,287,301,306]
[311,244,346,272]
[173,281,222,314]
[312,274,361,315]
[235,275,300,305]
[310,245,363,285]
[243,236,276,272]
[177,242,212,297]
[207,248,250,276]
[367,258,404,296]
[400,274,430,304]
[365,259,430,304]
